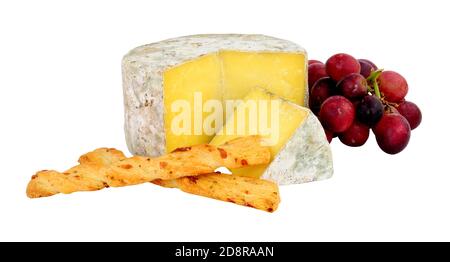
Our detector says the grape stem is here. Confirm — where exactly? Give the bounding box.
[372,78,382,99]
[367,69,383,99]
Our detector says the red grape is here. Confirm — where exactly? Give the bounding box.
[337,73,368,99]
[325,53,361,82]
[396,101,422,130]
[324,129,334,143]
[377,71,408,102]
[356,95,383,127]
[308,63,327,89]
[308,60,323,65]
[358,59,378,78]
[319,96,355,133]
[338,121,370,147]
[309,77,335,114]
[373,113,411,154]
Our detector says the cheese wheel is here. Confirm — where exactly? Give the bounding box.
[122,34,308,156]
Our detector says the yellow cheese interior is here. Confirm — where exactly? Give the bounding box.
[163,51,306,153]
[163,54,222,152]
[220,51,306,104]
[210,88,308,178]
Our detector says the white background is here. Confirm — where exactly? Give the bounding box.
[1,0,449,241]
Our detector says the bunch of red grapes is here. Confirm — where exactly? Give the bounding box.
[308,53,422,154]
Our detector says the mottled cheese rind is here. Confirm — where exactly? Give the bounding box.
[122,34,307,156]
[261,111,333,185]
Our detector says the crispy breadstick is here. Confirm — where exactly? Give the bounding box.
[26,136,270,198]
[104,135,269,187]
[153,175,280,212]
[26,148,126,198]
[79,145,279,212]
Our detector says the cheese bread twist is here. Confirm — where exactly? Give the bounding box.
[153,175,279,212]
[26,136,270,198]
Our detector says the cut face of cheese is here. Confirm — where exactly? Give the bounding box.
[162,51,306,153]
[220,51,306,104]
[163,54,222,152]
[210,88,333,185]
[122,35,308,156]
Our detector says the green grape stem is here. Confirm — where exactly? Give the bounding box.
[372,78,382,99]
[367,69,383,99]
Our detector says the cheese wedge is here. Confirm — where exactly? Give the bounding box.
[122,34,307,156]
[210,88,333,185]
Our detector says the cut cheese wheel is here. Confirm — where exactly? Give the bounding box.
[210,88,333,185]
[122,34,307,156]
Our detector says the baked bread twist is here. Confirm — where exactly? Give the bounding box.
[153,175,280,212]
[26,136,270,198]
